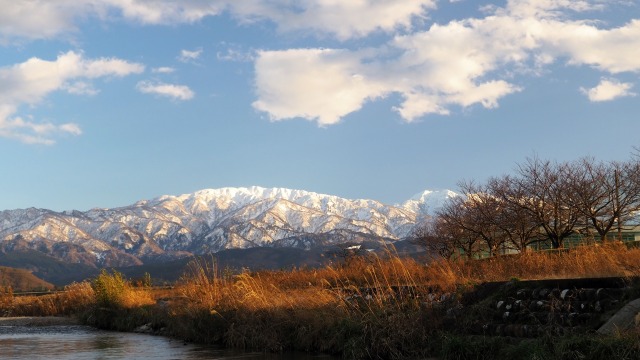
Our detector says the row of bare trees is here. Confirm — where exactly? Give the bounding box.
[415,156,640,259]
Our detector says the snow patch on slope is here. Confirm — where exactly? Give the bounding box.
[401,189,460,215]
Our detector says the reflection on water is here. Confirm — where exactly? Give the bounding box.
[0,325,334,360]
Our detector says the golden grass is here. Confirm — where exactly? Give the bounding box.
[2,281,95,317]
[172,242,640,317]
[428,242,640,286]
[162,242,640,353]
[4,242,640,358]
[3,243,638,320]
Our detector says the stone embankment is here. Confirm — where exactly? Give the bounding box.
[461,277,639,338]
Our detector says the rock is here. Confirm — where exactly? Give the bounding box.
[133,323,153,334]
[560,289,573,300]
[578,289,597,301]
[516,288,531,300]
[597,298,640,335]
[597,288,624,300]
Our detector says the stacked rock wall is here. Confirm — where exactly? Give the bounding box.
[464,277,636,338]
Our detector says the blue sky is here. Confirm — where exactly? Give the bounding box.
[1,0,640,211]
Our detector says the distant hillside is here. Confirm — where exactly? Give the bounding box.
[117,242,432,285]
[0,242,428,287]
[0,250,97,286]
[116,246,331,284]
[0,266,54,291]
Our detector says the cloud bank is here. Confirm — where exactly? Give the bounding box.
[1,0,639,131]
[0,0,434,43]
[0,51,143,144]
[251,0,640,124]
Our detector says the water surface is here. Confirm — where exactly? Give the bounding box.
[0,324,332,359]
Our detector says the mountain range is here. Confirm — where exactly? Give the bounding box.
[0,187,457,275]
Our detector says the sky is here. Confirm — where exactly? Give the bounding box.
[1,0,640,211]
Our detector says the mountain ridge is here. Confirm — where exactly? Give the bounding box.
[0,186,458,270]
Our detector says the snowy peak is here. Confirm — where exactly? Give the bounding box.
[172,186,363,208]
[401,189,460,215]
[0,186,457,268]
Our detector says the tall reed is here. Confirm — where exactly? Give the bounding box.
[5,242,640,359]
[3,281,95,317]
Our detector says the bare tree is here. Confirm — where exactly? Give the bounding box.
[411,217,458,259]
[487,175,544,252]
[436,193,494,258]
[504,158,580,249]
[415,152,640,256]
[567,158,640,242]
[456,181,508,257]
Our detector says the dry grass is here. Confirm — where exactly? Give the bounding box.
[172,242,640,316]
[1,281,95,317]
[163,242,640,356]
[429,242,640,286]
[5,243,640,358]
[3,244,638,318]
[168,251,447,355]
[0,271,156,318]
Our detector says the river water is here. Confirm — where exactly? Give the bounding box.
[0,324,334,360]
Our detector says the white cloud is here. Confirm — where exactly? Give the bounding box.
[3,0,640,128]
[63,81,99,95]
[500,0,607,18]
[0,0,436,43]
[217,48,254,62]
[59,123,83,135]
[388,18,527,120]
[0,0,225,42]
[178,48,203,63]
[252,17,526,124]
[0,51,144,144]
[252,0,640,125]
[0,1,86,42]
[104,0,225,25]
[228,0,436,41]
[152,67,176,74]
[252,49,388,126]
[540,20,640,74]
[580,78,635,102]
[0,106,82,145]
[136,80,195,101]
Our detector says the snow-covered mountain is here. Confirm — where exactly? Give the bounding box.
[401,189,460,215]
[0,186,457,268]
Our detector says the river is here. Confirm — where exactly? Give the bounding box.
[0,320,334,359]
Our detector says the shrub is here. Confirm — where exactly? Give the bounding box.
[92,269,154,309]
[92,269,127,308]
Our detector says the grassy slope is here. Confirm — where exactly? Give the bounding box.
[0,266,54,291]
[0,250,97,286]
[0,246,332,286]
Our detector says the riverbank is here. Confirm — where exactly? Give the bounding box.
[3,243,640,359]
[0,316,79,326]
